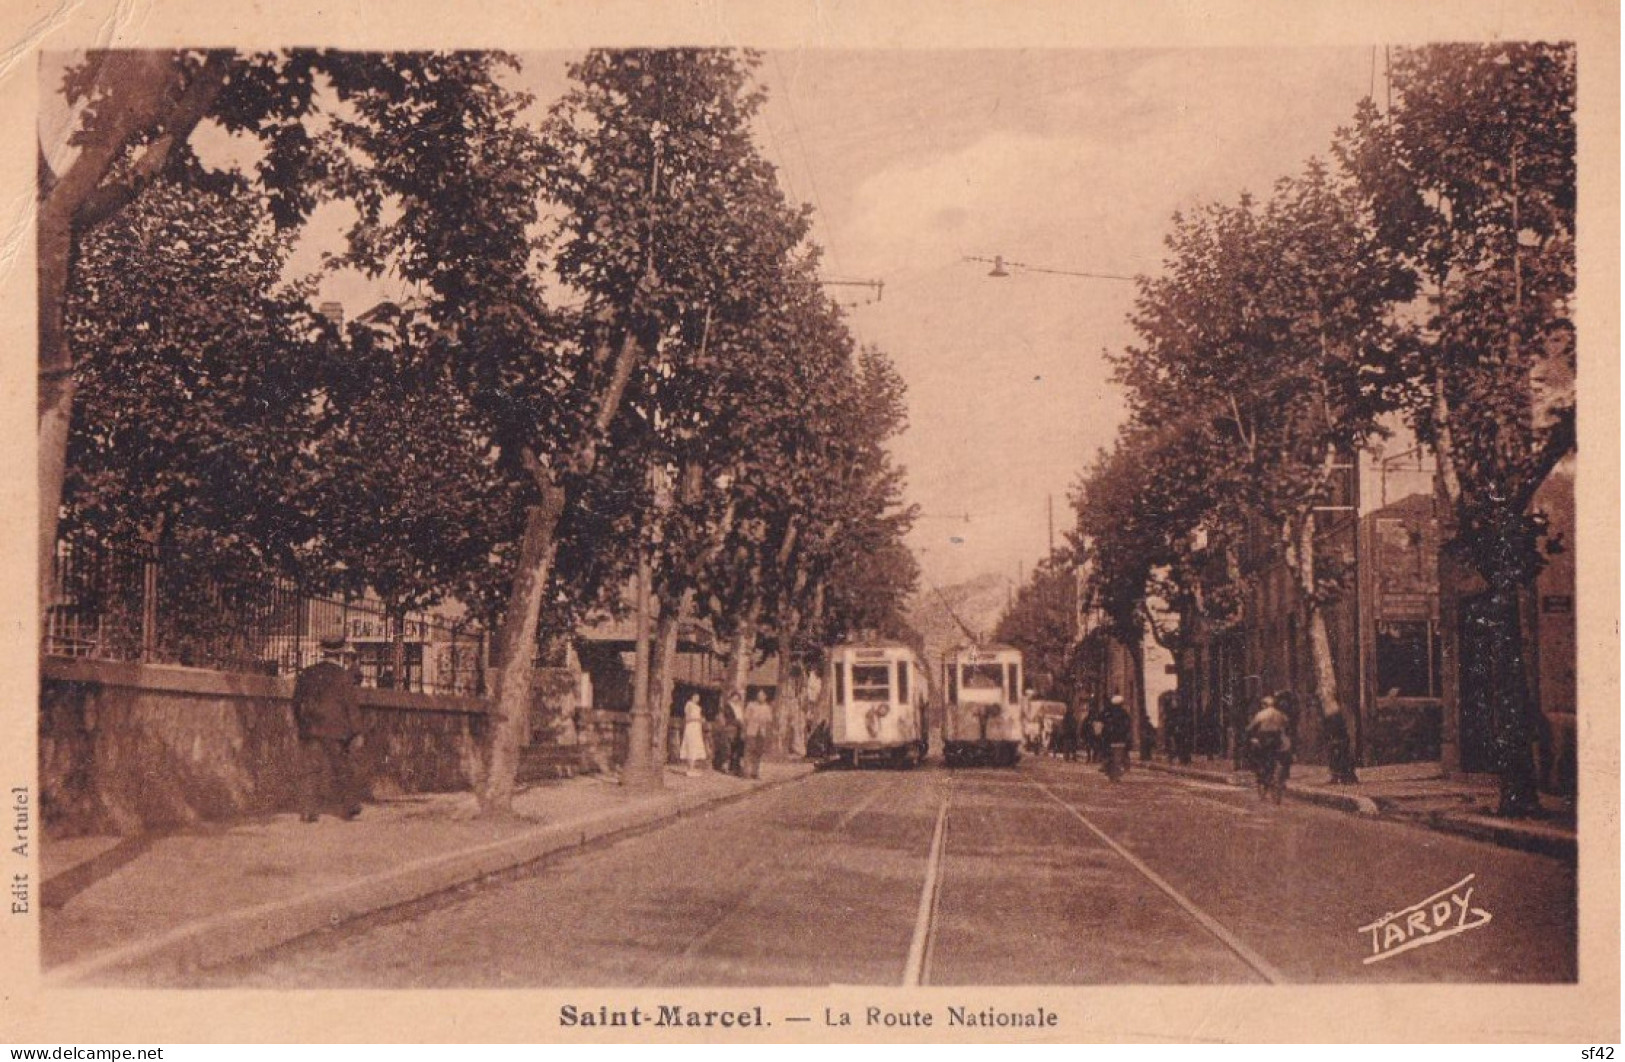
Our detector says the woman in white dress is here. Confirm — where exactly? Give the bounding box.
[679,694,708,775]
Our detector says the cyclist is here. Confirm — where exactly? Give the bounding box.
[1245,694,1292,802]
[1100,694,1132,782]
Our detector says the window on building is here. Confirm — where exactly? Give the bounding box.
[834,661,845,704]
[1375,620,1440,699]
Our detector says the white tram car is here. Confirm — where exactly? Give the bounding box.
[942,644,1025,767]
[828,640,930,768]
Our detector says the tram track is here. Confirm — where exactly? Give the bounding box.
[638,772,939,986]
[1027,776,1285,984]
[901,793,949,985]
[645,766,1284,987]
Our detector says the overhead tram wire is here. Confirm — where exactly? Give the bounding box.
[964,254,1136,284]
[769,51,846,280]
[754,59,879,308]
[914,538,985,648]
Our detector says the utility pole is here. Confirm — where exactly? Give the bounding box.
[622,547,663,789]
[618,129,667,792]
[1048,495,1055,558]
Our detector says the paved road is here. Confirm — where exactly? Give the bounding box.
[184,758,1577,987]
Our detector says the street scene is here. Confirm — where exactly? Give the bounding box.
[164,761,1574,988]
[31,36,1592,1017]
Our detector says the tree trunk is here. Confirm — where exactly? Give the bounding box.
[1429,281,1465,507]
[648,588,693,754]
[38,371,73,629]
[1295,511,1346,721]
[1483,584,1543,816]
[477,486,565,814]
[38,53,229,625]
[773,641,795,757]
[726,599,763,704]
[480,323,645,807]
[624,552,663,784]
[1129,635,1146,758]
[769,571,810,755]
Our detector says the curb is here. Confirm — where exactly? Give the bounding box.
[1145,759,1378,815]
[1144,760,1574,860]
[45,766,815,985]
[1410,810,1578,863]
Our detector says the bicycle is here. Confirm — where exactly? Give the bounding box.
[1104,741,1128,783]
[1250,738,1290,804]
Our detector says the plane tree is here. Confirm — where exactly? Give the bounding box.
[59,174,322,658]
[38,50,546,622]
[1101,160,1410,743]
[297,303,508,684]
[1338,43,1576,814]
[473,47,816,801]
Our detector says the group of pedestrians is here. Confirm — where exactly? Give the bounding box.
[679,688,775,779]
[1044,695,1135,779]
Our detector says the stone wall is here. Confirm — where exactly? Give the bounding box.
[40,657,487,837]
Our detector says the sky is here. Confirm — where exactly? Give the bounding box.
[278,48,1383,596]
[41,46,1384,596]
[745,49,1380,592]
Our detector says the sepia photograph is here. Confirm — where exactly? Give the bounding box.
[3,0,1618,1046]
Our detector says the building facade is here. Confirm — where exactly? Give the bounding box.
[1170,429,1576,794]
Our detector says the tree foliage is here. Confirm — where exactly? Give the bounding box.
[1073,42,1576,813]
[992,558,1076,702]
[45,47,925,807]
[63,177,319,586]
[1338,43,1575,813]
[1339,43,1576,591]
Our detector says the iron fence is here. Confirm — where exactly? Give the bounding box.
[45,539,487,696]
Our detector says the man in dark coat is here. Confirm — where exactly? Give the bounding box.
[1100,694,1133,777]
[293,646,367,822]
[1059,704,1080,762]
[1321,702,1360,785]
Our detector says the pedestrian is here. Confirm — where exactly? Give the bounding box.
[709,700,730,773]
[1084,703,1103,763]
[743,690,774,779]
[679,694,708,776]
[293,643,367,823]
[1162,689,1193,766]
[1100,694,1132,780]
[1321,701,1359,785]
[720,690,746,775]
[1059,703,1080,762]
[806,718,832,760]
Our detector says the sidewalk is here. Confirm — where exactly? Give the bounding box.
[40,760,815,986]
[1144,754,1577,861]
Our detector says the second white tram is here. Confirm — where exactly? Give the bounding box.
[828,640,930,767]
[942,644,1025,767]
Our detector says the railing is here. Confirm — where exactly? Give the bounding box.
[45,539,487,696]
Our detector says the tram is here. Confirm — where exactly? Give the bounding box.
[828,639,930,768]
[941,644,1025,767]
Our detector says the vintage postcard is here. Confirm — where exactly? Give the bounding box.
[0,0,1617,1046]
